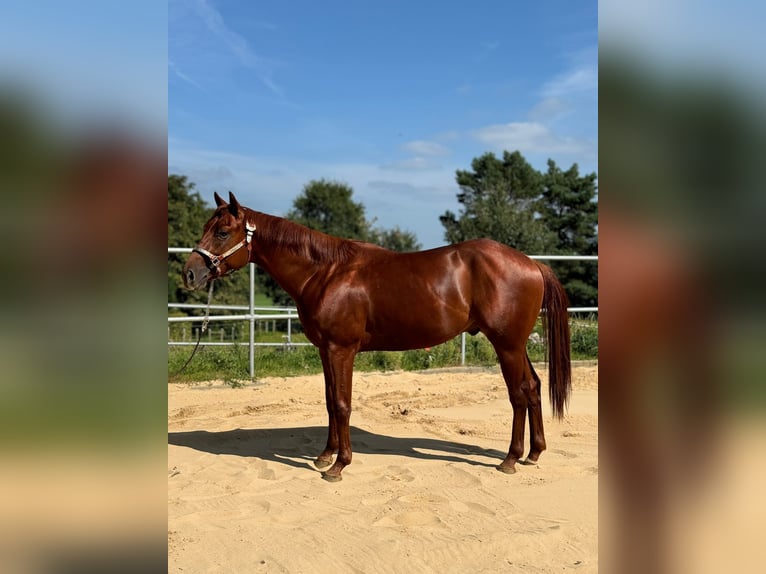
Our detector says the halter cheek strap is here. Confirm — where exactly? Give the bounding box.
[193,221,256,275]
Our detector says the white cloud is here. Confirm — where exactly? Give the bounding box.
[538,44,598,103]
[401,140,450,157]
[542,64,597,98]
[381,157,442,171]
[167,140,461,248]
[527,97,569,121]
[472,121,595,158]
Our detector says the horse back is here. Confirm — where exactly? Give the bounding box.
[300,239,543,351]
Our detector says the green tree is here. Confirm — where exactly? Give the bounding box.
[541,160,598,254]
[168,175,209,248]
[168,175,210,305]
[440,150,556,253]
[368,226,421,252]
[286,179,370,239]
[541,160,598,306]
[440,150,598,307]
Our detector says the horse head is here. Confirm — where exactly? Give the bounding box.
[182,191,255,290]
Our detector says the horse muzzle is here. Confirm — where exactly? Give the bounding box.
[182,254,214,291]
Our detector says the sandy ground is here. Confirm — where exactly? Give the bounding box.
[168,364,598,573]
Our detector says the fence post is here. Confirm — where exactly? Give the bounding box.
[461,332,466,366]
[286,315,292,346]
[249,262,255,380]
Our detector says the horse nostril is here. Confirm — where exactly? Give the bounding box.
[186,269,195,285]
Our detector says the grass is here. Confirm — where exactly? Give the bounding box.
[168,316,597,383]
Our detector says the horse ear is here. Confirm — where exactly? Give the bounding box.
[228,192,242,217]
[214,192,227,207]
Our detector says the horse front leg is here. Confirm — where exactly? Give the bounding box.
[315,348,338,469]
[320,344,357,482]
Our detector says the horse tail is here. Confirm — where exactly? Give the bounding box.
[536,262,572,420]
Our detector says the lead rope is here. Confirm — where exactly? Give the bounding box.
[172,279,215,378]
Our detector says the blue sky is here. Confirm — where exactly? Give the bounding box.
[170,0,598,249]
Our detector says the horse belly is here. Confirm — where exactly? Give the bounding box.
[362,302,470,351]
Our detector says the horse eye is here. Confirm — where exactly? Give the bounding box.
[216,230,229,240]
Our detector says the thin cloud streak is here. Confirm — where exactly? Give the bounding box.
[169,60,205,91]
[194,0,283,97]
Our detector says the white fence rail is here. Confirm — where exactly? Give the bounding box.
[168,248,597,378]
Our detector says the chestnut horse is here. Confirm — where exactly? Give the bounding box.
[183,192,571,481]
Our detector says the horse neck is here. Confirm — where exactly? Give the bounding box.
[245,209,331,300]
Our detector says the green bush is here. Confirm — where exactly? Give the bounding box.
[570,317,598,359]
[366,351,401,372]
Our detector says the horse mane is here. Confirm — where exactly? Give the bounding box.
[250,211,361,264]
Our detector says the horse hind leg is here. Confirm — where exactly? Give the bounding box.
[519,354,547,464]
[494,347,529,474]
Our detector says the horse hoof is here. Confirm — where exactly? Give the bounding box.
[314,458,332,469]
[321,471,342,482]
[496,463,517,474]
[519,458,538,466]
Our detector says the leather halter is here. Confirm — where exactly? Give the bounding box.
[193,221,256,276]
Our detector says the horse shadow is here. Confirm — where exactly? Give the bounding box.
[168,425,506,473]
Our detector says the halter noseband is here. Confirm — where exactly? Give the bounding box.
[193,221,256,276]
